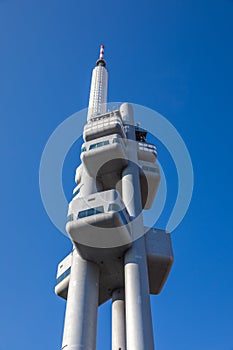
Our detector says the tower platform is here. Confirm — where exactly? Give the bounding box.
[55,227,174,305]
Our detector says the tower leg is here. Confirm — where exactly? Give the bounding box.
[120,102,155,350]
[61,248,99,350]
[122,167,154,350]
[124,237,154,350]
[112,288,126,350]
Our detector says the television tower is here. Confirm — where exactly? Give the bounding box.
[55,45,174,350]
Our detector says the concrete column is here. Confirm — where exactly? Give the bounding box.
[61,248,99,350]
[121,103,154,350]
[112,289,126,350]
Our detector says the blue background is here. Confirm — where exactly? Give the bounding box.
[1,0,233,349]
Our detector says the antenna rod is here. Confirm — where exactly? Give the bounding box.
[99,45,104,60]
[88,45,108,120]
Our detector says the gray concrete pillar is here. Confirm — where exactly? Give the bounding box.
[124,237,154,350]
[112,289,126,350]
[121,103,154,350]
[61,248,99,350]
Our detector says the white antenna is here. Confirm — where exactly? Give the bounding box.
[87,45,108,121]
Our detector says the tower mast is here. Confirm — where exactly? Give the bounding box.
[87,45,108,120]
[55,45,174,350]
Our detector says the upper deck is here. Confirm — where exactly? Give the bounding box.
[84,110,126,141]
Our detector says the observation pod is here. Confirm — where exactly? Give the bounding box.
[83,110,125,142]
[81,134,128,178]
[54,253,72,299]
[139,160,161,209]
[55,228,174,301]
[66,190,132,259]
[137,141,158,163]
[145,228,174,294]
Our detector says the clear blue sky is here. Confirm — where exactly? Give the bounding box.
[1,0,233,349]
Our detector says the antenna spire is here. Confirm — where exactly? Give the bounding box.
[99,45,104,60]
[96,44,106,67]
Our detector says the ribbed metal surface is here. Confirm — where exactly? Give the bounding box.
[87,65,108,120]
